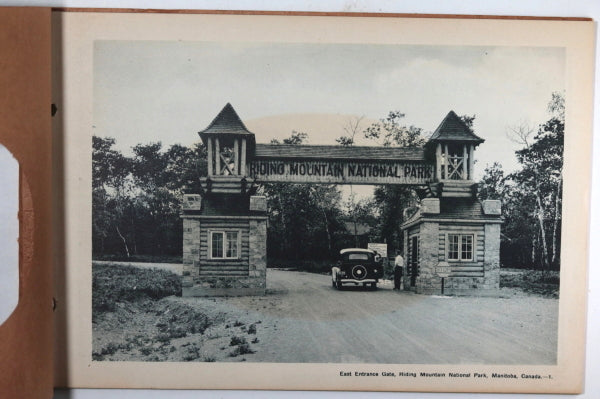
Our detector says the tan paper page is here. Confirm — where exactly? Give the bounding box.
[54,10,594,393]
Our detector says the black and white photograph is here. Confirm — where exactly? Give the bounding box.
[47,9,594,393]
[90,39,565,366]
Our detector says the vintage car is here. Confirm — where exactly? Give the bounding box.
[331,248,384,290]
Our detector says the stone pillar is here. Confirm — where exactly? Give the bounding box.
[248,195,267,294]
[482,199,501,289]
[182,217,200,288]
[249,219,267,293]
[182,194,202,289]
[416,221,440,295]
[484,223,501,289]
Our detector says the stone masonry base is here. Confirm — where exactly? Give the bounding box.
[409,276,500,295]
[182,275,266,297]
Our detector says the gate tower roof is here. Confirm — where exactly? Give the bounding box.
[428,110,484,144]
[198,103,256,152]
[198,103,254,137]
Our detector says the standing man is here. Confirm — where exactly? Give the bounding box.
[394,251,404,290]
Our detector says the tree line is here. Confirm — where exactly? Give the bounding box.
[92,138,206,261]
[93,93,563,270]
[478,92,564,270]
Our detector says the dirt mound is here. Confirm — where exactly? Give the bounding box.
[153,299,212,336]
[92,263,181,317]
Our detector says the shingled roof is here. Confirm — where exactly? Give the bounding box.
[198,103,255,137]
[428,111,484,143]
[255,144,425,161]
[437,198,496,220]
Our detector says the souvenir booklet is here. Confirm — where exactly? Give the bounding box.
[0,7,595,398]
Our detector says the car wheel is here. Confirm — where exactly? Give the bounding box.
[351,265,367,280]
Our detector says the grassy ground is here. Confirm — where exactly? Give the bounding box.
[500,269,560,298]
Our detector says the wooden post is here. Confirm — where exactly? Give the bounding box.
[241,139,247,176]
[215,137,221,175]
[469,144,474,180]
[444,144,448,180]
[207,137,213,176]
[233,138,239,175]
[436,143,442,180]
[463,144,468,180]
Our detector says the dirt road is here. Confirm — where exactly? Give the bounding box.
[94,267,558,364]
[184,269,557,364]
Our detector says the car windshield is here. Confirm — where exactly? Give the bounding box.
[346,253,371,261]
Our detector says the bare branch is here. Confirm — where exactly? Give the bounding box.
[506,120,535,148]
[337,115,365,146]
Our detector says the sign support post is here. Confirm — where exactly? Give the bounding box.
[436,261,451,296]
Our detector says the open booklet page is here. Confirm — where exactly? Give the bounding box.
[53,10,594,393]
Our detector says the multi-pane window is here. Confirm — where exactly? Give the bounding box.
[210,231,239,259]
[226,232,238,258]
[447,234,473,261]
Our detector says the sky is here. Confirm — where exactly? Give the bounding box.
[94,41,565,190]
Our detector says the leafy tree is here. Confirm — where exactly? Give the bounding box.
[263,132,345,261]
[92,136,134,256]
[484,92,564,270]
[363,111,426,147]
[459,114,476,132]
[275,130,308,145]
[342,193,378,247]
[92,135,208,259]
[477,162,506,201]
[511,94,563,270]
[363,111,426,252]
[336,116,371,247]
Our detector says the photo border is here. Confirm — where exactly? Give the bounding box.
[53,10,594,393]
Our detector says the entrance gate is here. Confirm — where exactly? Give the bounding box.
[181,104,502,296]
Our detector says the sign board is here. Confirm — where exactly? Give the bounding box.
[436,261,451,278]
[249,159,434,185]
[367,243,387,258]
